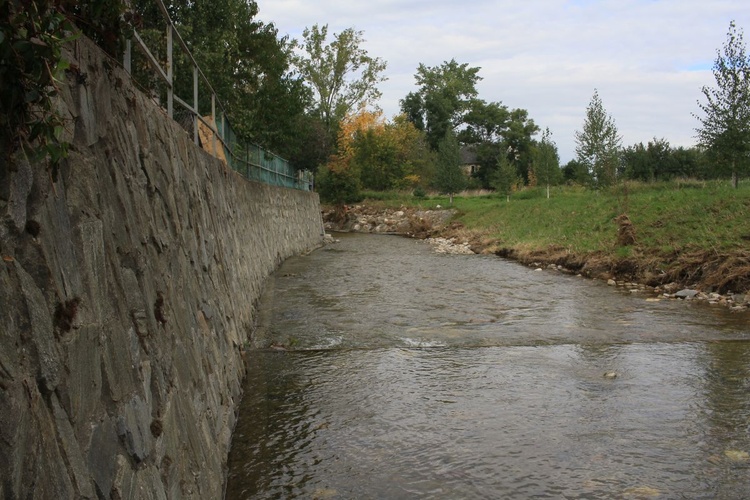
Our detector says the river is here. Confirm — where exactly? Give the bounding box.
[225,233,750,499]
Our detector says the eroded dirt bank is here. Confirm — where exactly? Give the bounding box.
[323,204,750,311]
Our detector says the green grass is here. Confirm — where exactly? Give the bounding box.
[360,180,750,258]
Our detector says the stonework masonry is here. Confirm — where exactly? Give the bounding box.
[0,36,324,498]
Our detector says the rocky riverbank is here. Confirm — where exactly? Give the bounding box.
[323,204,749,311]
[322,204,456,238]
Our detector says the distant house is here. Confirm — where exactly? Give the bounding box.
[460,145,480,177]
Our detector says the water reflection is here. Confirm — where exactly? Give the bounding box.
[227,344,750,498]
[226,234,750,499]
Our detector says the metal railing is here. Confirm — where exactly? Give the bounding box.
[122,0,313,191]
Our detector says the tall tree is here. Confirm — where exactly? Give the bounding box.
[621,138,675,182]
[503,108,540,184]
[459,104,538,189]
[491,150,520,202]
[458,99,510,144]
[575,89,622,187]
[400,59,482,149]
[562,159,592,185]
[131,0,310,159]
[533,128,561,198]
[434,130,466,204]
[695,20,750,188]
[292,24,387,137]
[388,114,435,189]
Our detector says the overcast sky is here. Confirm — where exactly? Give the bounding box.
[257,1,750,163]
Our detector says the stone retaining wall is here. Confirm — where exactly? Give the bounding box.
[0,37,323,499]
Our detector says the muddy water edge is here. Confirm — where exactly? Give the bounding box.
[225,233,750,499]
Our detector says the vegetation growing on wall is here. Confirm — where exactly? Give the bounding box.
[1,1,77,167]
[1,0,128,169]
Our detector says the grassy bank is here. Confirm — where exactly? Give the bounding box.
[357,180,750,293]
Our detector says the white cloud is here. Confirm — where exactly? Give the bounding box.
[257,0,750,162]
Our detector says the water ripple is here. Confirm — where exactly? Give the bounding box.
[226,234,750,498]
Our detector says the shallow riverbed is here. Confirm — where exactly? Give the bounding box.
[226,233,750,499]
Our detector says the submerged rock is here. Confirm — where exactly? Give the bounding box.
[674,289,699,299]
[622,485,661,497]
[724,449,750,462]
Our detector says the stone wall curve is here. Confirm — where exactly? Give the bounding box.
[0,36,323,499]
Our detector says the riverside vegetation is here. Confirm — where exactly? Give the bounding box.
[323,179,750,309]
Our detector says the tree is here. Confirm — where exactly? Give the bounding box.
[621,142,651,182]
[452,100,539,189]
[315,161,361,205]
[695,21,750,188]
[292,24,387,137]
[284,113,330,172]
[491,150,520,201]
[400,59,482,149]
[131,0,310,159]
[434,130,466,204]
[562,159,592,185]
[672,146,710,179]
[503,108,540,184]
[533,128,561,198]
[458,99,510,144]
[575,89,622,187]
[387,114,435,189]
[621,138,676,182]
[341,108,398,191]
[355,114,435,191]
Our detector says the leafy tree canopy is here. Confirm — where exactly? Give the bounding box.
[292,24,387,137]
[533,128,562,197]
[503,108,540,184]
[491,151,520,200]
[621,140,709,181]
[434,129,466,203]
[575,89,622,187]
[562,159,592,186]
[695,20,750,188]
[400,59,482,149]
[324,108,434,192]
[458,99,510,144]
[131,0,311,160]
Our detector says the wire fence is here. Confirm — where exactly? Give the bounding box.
[123,0,313,192]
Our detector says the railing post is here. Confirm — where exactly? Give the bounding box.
[124,39,131,74]
[221,111,227,167]
[193,65,199,144]
[126,0,305,190]
[211,94,217,160]
[166,26,173,119]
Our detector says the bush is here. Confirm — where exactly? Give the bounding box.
[316,164,362,205]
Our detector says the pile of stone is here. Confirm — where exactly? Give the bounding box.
[606,279,749,311]
[425,237,475,255]
[323,205,456,236]
[664,289,748,311]
[349,209,412,234]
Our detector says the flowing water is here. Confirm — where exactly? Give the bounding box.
[225,233,750,499]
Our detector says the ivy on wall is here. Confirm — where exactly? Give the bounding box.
[0,1,127,169]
